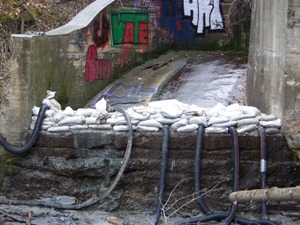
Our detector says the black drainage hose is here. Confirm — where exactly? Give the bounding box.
[174,126,239,225]
[259,126,268,220]
[0,106,133,210]
[194,124,213,215]
[175,126,277,225]
[149,125,170,225]
[218,126,239,225]
[0,104,48,154]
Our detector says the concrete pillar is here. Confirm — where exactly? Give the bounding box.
[247,0,300,149]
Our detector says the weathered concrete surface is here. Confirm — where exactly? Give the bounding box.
[0,130,299,224]
[246,0,300,150]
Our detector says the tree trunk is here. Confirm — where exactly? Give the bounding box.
[229,186,300,203]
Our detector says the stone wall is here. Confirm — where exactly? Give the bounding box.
[246,0,300,149]
[0,130,299,217]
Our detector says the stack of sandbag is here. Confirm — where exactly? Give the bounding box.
[30,93,281,134]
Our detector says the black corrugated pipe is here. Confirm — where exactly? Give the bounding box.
[258,126,268,220]
[0,106,133,210]
[194,124,213,215]
[149,125,170,225]
[174,126,239,225]
[217,126,239,225]
[0,104,48,154]
[174,126,277,225]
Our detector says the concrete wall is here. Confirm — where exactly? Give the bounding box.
[0,0,240,144]
[247,0,300,149]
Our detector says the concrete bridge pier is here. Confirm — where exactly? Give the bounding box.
[247,0,300,152]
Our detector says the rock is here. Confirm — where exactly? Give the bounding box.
[55,196,77,205]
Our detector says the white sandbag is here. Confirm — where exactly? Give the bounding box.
[46,90,56,99]
[258,114,277,121]
[129,111,150,121]
[177,124,198,133]
[189,116,208,127]
[53,112,65,123]
[32,106,40,116]
[42,120,54,126]
[156,117,181,125]
[106,117,125,125]
[95,98,107,111]
[183,104,205,116]
[58,116,85,125]
[229,114,256,121]
[48,126,69,132]
[225,103,243,112]
[132,105,147,113]
[161,104,182,118]
[113,125,131,131]
[259,118,281,128]
[219,110,243,119]
[69,125,89,130]
[240,106,261,116]
[180,114,193,119]
[46,109,55,118]
[50,99,61,110]
[41,125,52,130]
[211,121,238,127]
[137,126,160,132]
[89,124,112,130]
[205,127,228,134]
[237,124,258,134]
[85,117,98,125]
[138,119,163,128]
[237,118,259,127]
[63,106,75,116]
[76,108,93,117]
[42,99,60,112]
[170,119,188,131]
[205,103,226,118]
[144,107,157,115]
[150,112,163,119]
[208,116,229,126]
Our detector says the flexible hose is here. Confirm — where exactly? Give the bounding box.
[174,126,277,225]
[194,125,213,215]
[259,126,268,220]
[149,125,170,225]
[174,126,240,225]
[218,126,239,225]
[0,106,133,210]
[0,104,48,154]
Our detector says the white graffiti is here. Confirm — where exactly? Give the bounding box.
[183,0,223,33]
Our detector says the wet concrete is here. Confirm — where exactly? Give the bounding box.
[157,52,247,108]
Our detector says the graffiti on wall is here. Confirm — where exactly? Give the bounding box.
[183,0,223,33]
[93,14,110,48]
[85,45,112,83]
[133,0,158,8]
[160,0,198,44]
[84,12,112,83]
[111,11,149,46]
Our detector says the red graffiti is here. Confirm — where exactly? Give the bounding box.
[123,22,135,43]
[138,22,148,44]
[93,14,110,48]
[85,45,112,83]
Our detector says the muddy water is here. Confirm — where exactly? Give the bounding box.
[158,52,248,108]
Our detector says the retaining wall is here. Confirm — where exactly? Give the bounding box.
[0,130,299,218]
